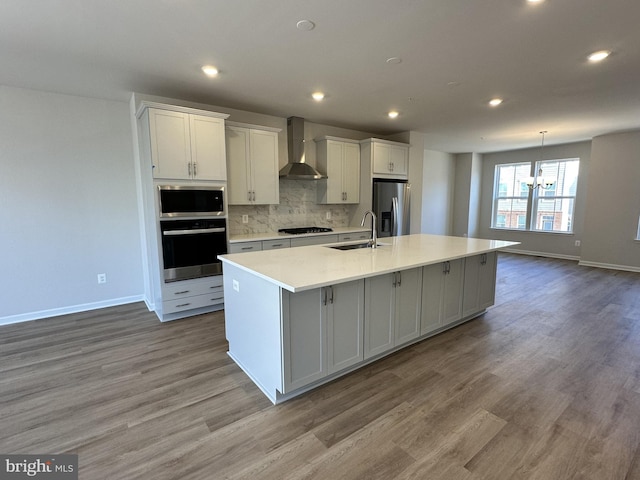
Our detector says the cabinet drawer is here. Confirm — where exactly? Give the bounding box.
[262,239,291,250]
[339,232,370,242]
[290,234,339,248]
[163,292,223,315]
[162,276,223,299]
[228,241,262,253]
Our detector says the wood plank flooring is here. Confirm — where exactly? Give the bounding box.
[2,253,640,479]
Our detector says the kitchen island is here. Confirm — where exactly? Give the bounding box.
[219,234,518,404]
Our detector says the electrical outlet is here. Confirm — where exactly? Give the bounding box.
[326,211,331,220]
[97,273,107,284]
[575,240,581,247]
[242,214,249,224]
[233,279,240,292]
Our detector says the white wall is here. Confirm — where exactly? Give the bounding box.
[580,131,640,270]
[0,86,143,324]
[421,149,455,235]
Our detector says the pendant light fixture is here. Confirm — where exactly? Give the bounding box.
[525,131,555,190]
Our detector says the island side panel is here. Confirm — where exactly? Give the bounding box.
[222,263,283,403]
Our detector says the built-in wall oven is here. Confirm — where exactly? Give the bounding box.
[160,218,227,282]
[157,185,228,283]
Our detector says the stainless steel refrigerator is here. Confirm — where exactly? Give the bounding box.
[372,179,411,238]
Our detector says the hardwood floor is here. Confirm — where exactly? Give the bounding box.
[2,253,640,479]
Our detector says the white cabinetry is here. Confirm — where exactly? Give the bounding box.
[360,138,409,179]
[282,280,364,392]
[161,276,224,316]
[226,124,280,205]
[315,136,360,204]
[421,259,464,335]
[147,108,227,181]
[364,268,422,359]
[462,252,497,318]
[290,235,339,247]
[228,241,262,253]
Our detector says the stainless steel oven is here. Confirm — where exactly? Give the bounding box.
[160,218,227,282]
[158,185,225,218]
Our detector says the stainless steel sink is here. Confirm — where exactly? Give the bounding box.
[328,242,387,251]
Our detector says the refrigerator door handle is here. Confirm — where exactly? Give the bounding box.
[391,196,399,236]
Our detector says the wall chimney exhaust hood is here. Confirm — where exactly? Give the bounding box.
[279,116,326,180]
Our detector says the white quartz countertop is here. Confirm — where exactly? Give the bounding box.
[219,234,519,292]
[228,227,369,243]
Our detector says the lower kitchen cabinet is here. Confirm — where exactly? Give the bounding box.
[161,276,224,316]
[462,252,497,318]
[421,259,464,335]
[364,268,421,359]
[282,279,364,392]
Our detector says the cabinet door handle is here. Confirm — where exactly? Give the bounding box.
[193,162,197,176]
[323,287,328,306]
[248,191,252,201]
[392,273,397,287]
[397,271,402,287]
[188,162,192,176]
[329,286,334,304]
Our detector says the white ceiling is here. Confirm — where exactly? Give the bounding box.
[1,0,639,153]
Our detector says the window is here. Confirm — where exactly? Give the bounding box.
[492,163,531,230]
[531,159,579,233]
[492,158,580,233]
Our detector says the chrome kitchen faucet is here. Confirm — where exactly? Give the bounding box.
[360,210,378,248]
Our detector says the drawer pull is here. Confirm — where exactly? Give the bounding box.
[176,303,191,308]
[174,290,190,295]
[241,247,253,250]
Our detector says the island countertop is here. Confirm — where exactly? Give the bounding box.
[219,233,518,293]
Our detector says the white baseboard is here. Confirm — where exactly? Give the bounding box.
[502,249,640,273]
[502,248,581,261]
[0,295,146,326]
[578,260,640,273]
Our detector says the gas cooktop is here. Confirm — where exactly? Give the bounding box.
[278,227,333,235]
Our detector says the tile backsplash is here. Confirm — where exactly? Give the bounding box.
[228,179,354,235]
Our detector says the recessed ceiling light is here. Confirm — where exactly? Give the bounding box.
[296,20,315,31]
[312,92,325,101]
[588,50,611,62]
[489,98,503,107]
[386,57,402,65]
[527,0,544,4]
[201,65,219,77]
[388,111,399,119]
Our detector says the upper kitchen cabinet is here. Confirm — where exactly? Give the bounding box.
[226,123,280,205]
[145,106,228,181]
[361,138,409,179]
[315,136,360,204]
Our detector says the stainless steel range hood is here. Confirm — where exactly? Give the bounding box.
[279,116,326,180]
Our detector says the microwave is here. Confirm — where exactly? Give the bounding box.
[158,185,225,218]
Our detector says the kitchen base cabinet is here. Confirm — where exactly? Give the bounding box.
[364,268,421,359]
[161,275,224,319]
[282,280,365,392]
[421,259,464,335]
[462,252,497,318]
